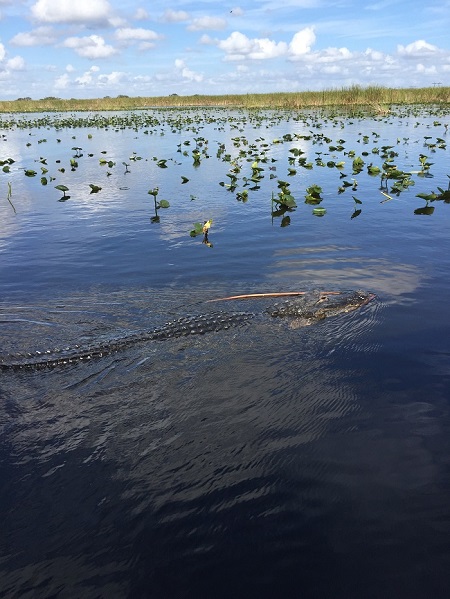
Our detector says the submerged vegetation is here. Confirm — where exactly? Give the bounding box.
[0,86,450,114]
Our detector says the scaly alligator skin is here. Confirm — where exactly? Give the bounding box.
[0,290,373,371]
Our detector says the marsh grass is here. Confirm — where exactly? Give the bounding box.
[1,86,449,113]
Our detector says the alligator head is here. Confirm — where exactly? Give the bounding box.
[267,290,374,325]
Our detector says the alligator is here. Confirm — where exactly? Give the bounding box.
[0,290,374,371]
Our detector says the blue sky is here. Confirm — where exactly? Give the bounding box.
[0,0,449,99]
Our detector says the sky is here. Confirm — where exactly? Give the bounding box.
[0,0,449,99]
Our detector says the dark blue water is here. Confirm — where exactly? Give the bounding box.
[1,107,450,598]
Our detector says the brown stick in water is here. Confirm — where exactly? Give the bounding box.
[206,291,342,303]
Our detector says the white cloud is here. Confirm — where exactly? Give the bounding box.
[75,71,93,85]
[54,73,70,89]
[63,35,117,59]
[187,16,227,31]
[397,40,438,57]
[134,8,149,20]
[288,27,316,58]
[7,55,25,70]
[108,17,127,28]
[416,63,437,75]
[74,65,99,85]
[174,58,203,82]
[115,28,161,42]
[0,42,5,61]
[31,0,112,25]
[163,9,189,23]
[365,48,384,61]
[230,7,244,16]
[98,71,126,85]
[10,26,56,46]
[66,63,75,72]
[55,67,129,91]
[218,31,287,60]
[310,46,352,64]
[217,29,317,62]
[321,65,342,74]
[138,42,157,51]
[199,34,214,45]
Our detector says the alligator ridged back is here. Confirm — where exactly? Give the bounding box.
[0,291,374,371]
[0,311,255,371]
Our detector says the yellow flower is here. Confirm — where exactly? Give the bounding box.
[202,219,212,234]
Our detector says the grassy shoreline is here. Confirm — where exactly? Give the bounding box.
[0,85,449,113]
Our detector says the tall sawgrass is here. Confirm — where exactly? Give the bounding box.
[0,86,449,113]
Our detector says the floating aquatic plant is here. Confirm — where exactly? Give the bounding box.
[148,186,169,222]
[55,184,69,200]
[313,207,326,217]
[0,103,449,238]
[414,204,435,215]
[305,184,323,205]
[190,220,213,246]
[1,158,14,173]
[418,154,433,177]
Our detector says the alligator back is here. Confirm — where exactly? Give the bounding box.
[0,311,255,370]
[0,290,374,371]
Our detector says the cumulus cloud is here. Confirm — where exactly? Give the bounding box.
[187,16,227,31]
[54,66,129,91]
[163,9,189,23]
[134,8,149,20]
[416,63,437,75]
[218,31,288,60]
[63,35,117,59]
[108,16,127,28]
[217,28,317,61]
[397,39,439,57]
[31,0,112,25]
[138,42,156,51]
[7,55,25,70]
[0,42,24,78]
[98,71,126,85]
[75,65,99,85]
[115,28,161,42]
[54,73,70,89]
[199,34,214,45]
[174,58,203,82]
[309,46,352,64]
[10,26,56,46]
[288,27,316,59]
[365,48,384,61]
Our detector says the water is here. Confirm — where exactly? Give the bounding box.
[1,107,450,598]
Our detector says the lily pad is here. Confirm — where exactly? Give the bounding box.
[312,207,327,217]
